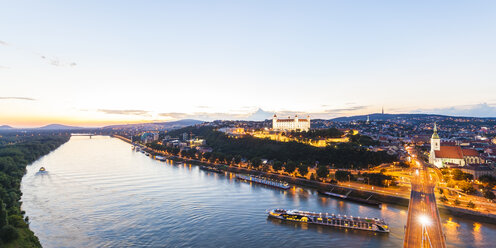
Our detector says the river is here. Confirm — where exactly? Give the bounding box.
[21,136,496,247]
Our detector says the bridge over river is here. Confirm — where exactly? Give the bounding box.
[404,146,446,248]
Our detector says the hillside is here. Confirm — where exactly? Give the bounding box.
[38,124,84,130]
[103,119,204,130]
[330,113,496,122]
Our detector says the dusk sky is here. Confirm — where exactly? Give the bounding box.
[1,1,496,127]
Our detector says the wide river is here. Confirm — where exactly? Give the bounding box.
[21,136,496,247]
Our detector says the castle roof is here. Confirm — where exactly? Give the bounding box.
[276,118,309,122]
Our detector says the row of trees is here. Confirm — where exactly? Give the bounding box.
[0,133,70,246]
[284,128,344,139]
[334,170,396,187]
[147,126,396,181]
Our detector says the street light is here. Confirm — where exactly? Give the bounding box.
[419,215,431,226]
[419,215,433,248]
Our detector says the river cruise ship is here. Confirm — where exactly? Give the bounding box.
[268,209,389,233]
[236,175,290,190]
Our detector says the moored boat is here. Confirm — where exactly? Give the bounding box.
[236,175,290,190]
[268,209,389,233]
[155,155,166,161]
[318,190,382,207]
[199,165,224,173]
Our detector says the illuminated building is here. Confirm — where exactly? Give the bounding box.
[429,123,484,168]
[272,114,310,132]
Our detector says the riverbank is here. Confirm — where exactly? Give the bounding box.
[112,135,496,225]
[1,133,70,247]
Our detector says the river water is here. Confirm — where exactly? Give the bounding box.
[21,136,496,247]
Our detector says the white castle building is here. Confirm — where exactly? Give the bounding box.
[272,114,310,132]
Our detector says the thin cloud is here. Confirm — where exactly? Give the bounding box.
[40,55,77,67]
[159,112,247,121]
[158,105,374,122]
[158,112,189,119]
[0,96,36,101]
[98,109,150,116]
[1,39,77,67]
[324,105,368,113]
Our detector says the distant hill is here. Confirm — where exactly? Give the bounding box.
[0,125,13,129]
[246,108,273,121]
[330,113,496,122]
[103,119,204,130]
[38,124,85,130]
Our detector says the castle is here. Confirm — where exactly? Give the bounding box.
[272,114,310,132]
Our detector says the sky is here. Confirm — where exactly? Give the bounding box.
[1,1,496,127]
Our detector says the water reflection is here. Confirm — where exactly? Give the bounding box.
[20,136,496,248]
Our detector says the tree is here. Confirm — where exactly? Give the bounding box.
[458,181,476,194]
[453,169,473,181]
[483,189,495,200]
[479,175,496,187]
[233,155,242,165]
[272,161,283,171]
[284,161,297,174]
[8,215,26,228]
[0,225,19,243]
[310,173,317,181]
[298,164,309,177]
[0,200,7,228]
[452,169,464,180]
[316,166,330,179]
[334,170,352,181]
[250,157,262,168]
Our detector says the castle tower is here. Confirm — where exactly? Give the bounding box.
[272,114,277,129]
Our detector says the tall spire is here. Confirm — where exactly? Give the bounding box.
[382,106,384,115]
[432,122,440,139]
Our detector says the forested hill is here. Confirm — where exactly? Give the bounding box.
[0,133,70,247]
[165,126,396,169]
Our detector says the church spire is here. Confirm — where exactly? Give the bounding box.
[432,122,440,139]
